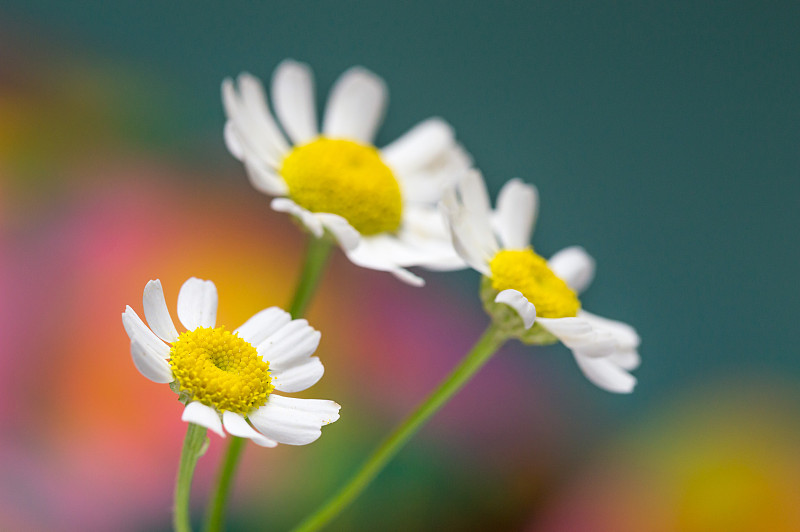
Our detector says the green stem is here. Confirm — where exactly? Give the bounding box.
[291,323,508,532]
[288,236,334,318]
[202,234,334,532]
[174,423,208,532]
[203,436,246,532]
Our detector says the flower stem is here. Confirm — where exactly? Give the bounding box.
[289,236,335,318]
[202,436,246,532]
[202,234,334,532]
[291,323,508,532]
[174,423,208,532]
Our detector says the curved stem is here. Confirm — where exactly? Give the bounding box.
[202,234,334,532]
[291,323,508,532]
[174,423,208,532]
[289,236,334,318]
[203,436,246,532]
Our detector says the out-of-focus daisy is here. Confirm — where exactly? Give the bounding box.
[222,59,471,285]
[121,278,340,446]
[442,172,640,393]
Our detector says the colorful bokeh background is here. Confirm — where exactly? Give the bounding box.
[1,2,799,531]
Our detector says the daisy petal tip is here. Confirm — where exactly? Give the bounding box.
[574,354,637,394]
[237,71,259,86]
[347,65,385,85]
[495,289,536,329]
[143,279,179,343]
[548,246,596,294]
[395,269,425,287]
[607,374,637,394]
[276,57,302,69]
[221,77,234,94]
[177,277,219,330]
[325,403,342,425]
[249,436,279,448]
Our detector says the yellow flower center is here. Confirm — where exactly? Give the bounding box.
[489,249,581,319]
[280,137,403,235]
[169,327,273,415]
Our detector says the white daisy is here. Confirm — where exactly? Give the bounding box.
[121,277,341,446]
[222,59,471,286]
[442,171,641,393]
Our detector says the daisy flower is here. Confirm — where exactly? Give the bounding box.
[121,277,340,446]
[442,171,641,393]
[222,59,471,286]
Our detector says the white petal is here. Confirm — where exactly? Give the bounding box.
[177,278,218,330]
[538,316,616,357]
[257,319,321,367]
[372,231,465,271]
[315,213,361,251]
[494,289,536,329]
[271,198,324,237]
[249,395,340,446]
[241,152,289,196]
[272,357,325,393]
[441,192,492,274]
[222,412,277,447]
[567,330,618,358]
[536,317,593,340]
[395,144,473,204]
[608,349,641,371]
[389,268,426,286]
[344,241,426,286]
[440,170,498,275]
[380,118,455,173]
[130,341,173,383]
[492,179,538,250]
[225,120,289,195]
[222,78,286,168]
[548,247,596,294]
[122,306,170,359]
[347,233,425,267]
[234,73,290,153]
[223,120,245,160]
[573,352,637,393]
[460,168,493,220]
[272,59,318,144]
[235,307,292,346]
[143,280,179,343]
[182,402,225,438]
[322,66,387,143]
[578,310,640,349]
[386,205,466,270]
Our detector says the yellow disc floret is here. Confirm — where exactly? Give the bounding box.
[169,327,273,415]
[280,137,402,235]
[489,249,581,318]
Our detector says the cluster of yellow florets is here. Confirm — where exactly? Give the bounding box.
[489,249,580,319]
[169,327,273,414]
[281,137,403,235]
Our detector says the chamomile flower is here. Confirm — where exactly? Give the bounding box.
[222,59,471,286]
[121,278,340,446]
[442,172,640,393]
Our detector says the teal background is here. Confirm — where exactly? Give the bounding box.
[1,2,799,531]
[9,0,798,403]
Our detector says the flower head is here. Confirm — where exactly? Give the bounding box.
[442,171,640,393]
[122,278,340,446]
[223,60,472,285]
